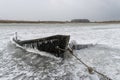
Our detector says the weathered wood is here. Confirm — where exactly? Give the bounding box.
[13,35,70,58]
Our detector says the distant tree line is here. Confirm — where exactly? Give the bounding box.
[0,20,66,23]
[0,19,120,23]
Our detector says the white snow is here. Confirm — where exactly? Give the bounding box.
[0,23,120,80]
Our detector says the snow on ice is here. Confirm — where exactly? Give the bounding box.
[0,23,120,80]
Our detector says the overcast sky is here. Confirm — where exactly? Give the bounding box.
[0,0,120,21]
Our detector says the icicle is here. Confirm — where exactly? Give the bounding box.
[31,44,34,49]
[33,43,35,47]
[39,42,41,45]
[30,43,32,48]
[50,40,53,43]
[35,42,38,48]
[45,41,48,44]
[27,44,29,48]
[24,44,26,48]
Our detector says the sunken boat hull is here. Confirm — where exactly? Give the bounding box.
[13,35,70,58]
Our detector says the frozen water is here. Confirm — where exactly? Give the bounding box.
[0,23,120,80]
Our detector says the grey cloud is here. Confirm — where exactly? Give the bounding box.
[0,0,120,21]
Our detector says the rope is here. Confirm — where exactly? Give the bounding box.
[70,52,112,80]
[56,46,112,80]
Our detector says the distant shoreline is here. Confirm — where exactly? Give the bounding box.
[0,20,120,24]
[0,20,66,24]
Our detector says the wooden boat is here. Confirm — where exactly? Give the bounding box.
[13,35,70,58]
